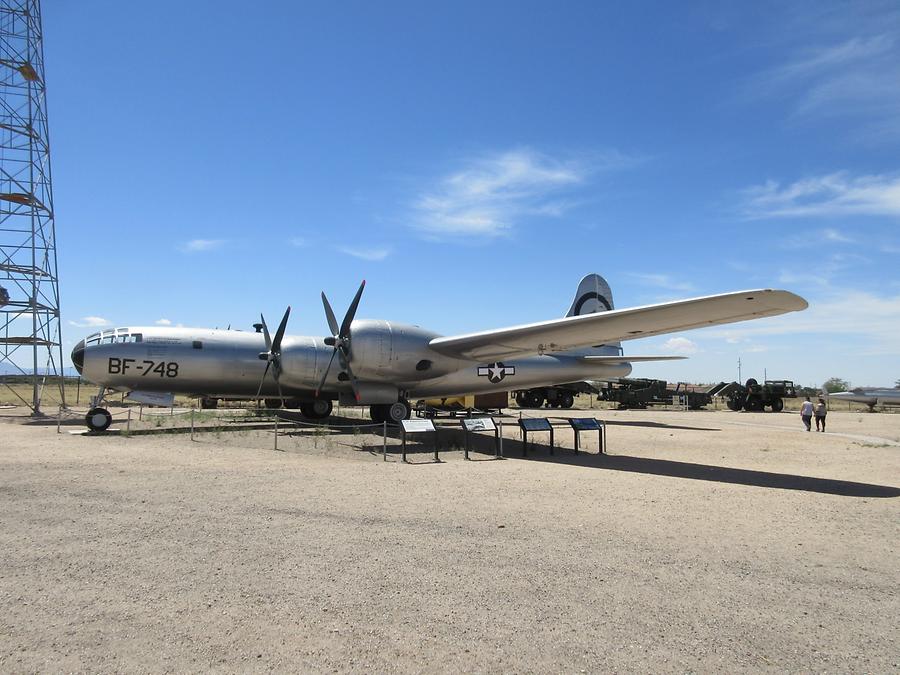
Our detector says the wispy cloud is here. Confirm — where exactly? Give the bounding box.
[180,238,226,252]
[289,237,307,247]
[627,273,696,293]
[663,337,699,355]
[69,316,110,328]
[410,148,639,239]
[337,246,391,261]
[740,172,900,219]
[155,318,172,326]
[746,29,900,139]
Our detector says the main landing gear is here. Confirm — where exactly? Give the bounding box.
[369,399,411,424]
[301,399,333,419]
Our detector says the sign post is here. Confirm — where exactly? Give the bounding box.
[400,418,437,462]
[460,417,498,459]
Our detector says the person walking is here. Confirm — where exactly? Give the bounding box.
[815,398,827,432]
[800,396,814,432]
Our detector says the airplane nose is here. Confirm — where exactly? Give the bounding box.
[71,339,85,375]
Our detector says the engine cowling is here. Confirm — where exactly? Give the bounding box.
[349,320,456,380]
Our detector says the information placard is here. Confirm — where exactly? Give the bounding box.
[519,418,552,431]
[401,418,435,433]
[461,418,496,432]
[569,418,601,431]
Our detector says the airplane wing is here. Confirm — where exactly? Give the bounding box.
[428,289,807,362]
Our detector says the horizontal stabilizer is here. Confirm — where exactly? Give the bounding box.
[580,355,688,363]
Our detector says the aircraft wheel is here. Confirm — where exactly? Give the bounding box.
[386,400,411,423]
[521,391,544,408]
[264,398,283,409]
[559,392,575,409]
[514,391,527,406]
[85,407,113,432]
[771,398,784,412]
[200,397,218,409]
[301,399,333,419]
[369,405,385,424]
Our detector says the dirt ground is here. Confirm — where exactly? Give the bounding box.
[1,406,898,672]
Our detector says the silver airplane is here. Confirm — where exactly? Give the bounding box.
[71,274,808,431]
[825,388,900,410]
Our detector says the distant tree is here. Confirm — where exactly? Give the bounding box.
[822,377,850,393]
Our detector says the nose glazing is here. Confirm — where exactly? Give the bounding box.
[71,339,85,375]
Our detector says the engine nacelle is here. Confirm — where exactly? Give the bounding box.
[349,319,456,380]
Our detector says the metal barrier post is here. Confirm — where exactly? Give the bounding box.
[57,405,61,434]
[383,421,387,461]
[190,409,194,441]
[127,409,132,434]
[274,417,279,451]
[139,404,143,421]
[498,421,503,458]
[433,429,439,462]
[464,429,470,461]
[401,428,407,463]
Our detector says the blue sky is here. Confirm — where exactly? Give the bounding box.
[43,0,900,387]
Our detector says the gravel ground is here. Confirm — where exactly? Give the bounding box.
[1,407,898,672]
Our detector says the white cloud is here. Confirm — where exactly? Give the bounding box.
[181,239,226,252]
[155,318,172,326]
[747,31,900,139]
[69,316,111,328]
[628,273,696,293]
[289,237,306,247]
[337,246,391,261]
[410,148,638,239]
[663,337,699,355]
[822,227,854,243]
[740,172,900,219]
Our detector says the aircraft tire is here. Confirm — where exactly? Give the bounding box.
[559,392,575,409]
[386,400,411,423]
[302,399,333,419]
[771,398,784,412]
[264,398,283,409]
[200,397,218,409]
[521,390,544,408]
[85,407,113,432]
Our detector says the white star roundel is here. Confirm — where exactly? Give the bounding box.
[477,362,516,383]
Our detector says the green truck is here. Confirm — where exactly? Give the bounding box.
[708,379,797,412]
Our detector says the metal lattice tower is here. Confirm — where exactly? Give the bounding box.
[0,0,64,414]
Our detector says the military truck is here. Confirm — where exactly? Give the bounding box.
[513,381,600,409]
[599,378,714,410]
[709,378,797,412]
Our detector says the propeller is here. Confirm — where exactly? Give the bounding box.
[255,306,291,406]
[316,280,365,401]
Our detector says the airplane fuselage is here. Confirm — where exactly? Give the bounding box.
[73,320,630,404]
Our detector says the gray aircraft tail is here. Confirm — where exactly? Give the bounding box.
[565,274,621,356]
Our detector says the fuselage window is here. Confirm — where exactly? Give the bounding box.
[132,334,142,343]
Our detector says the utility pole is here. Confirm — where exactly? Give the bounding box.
[737,357,742,384]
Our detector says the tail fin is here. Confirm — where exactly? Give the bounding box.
[566,274,621,357]
[566,274,614,317]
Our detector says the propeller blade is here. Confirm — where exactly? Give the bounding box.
[339,280,366,338]
[255,359,272,401]
[260,314,272,352]
[336,348,362,403]
[321,293,340,337]
[271,306,291,354]
[315,347,338,397]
